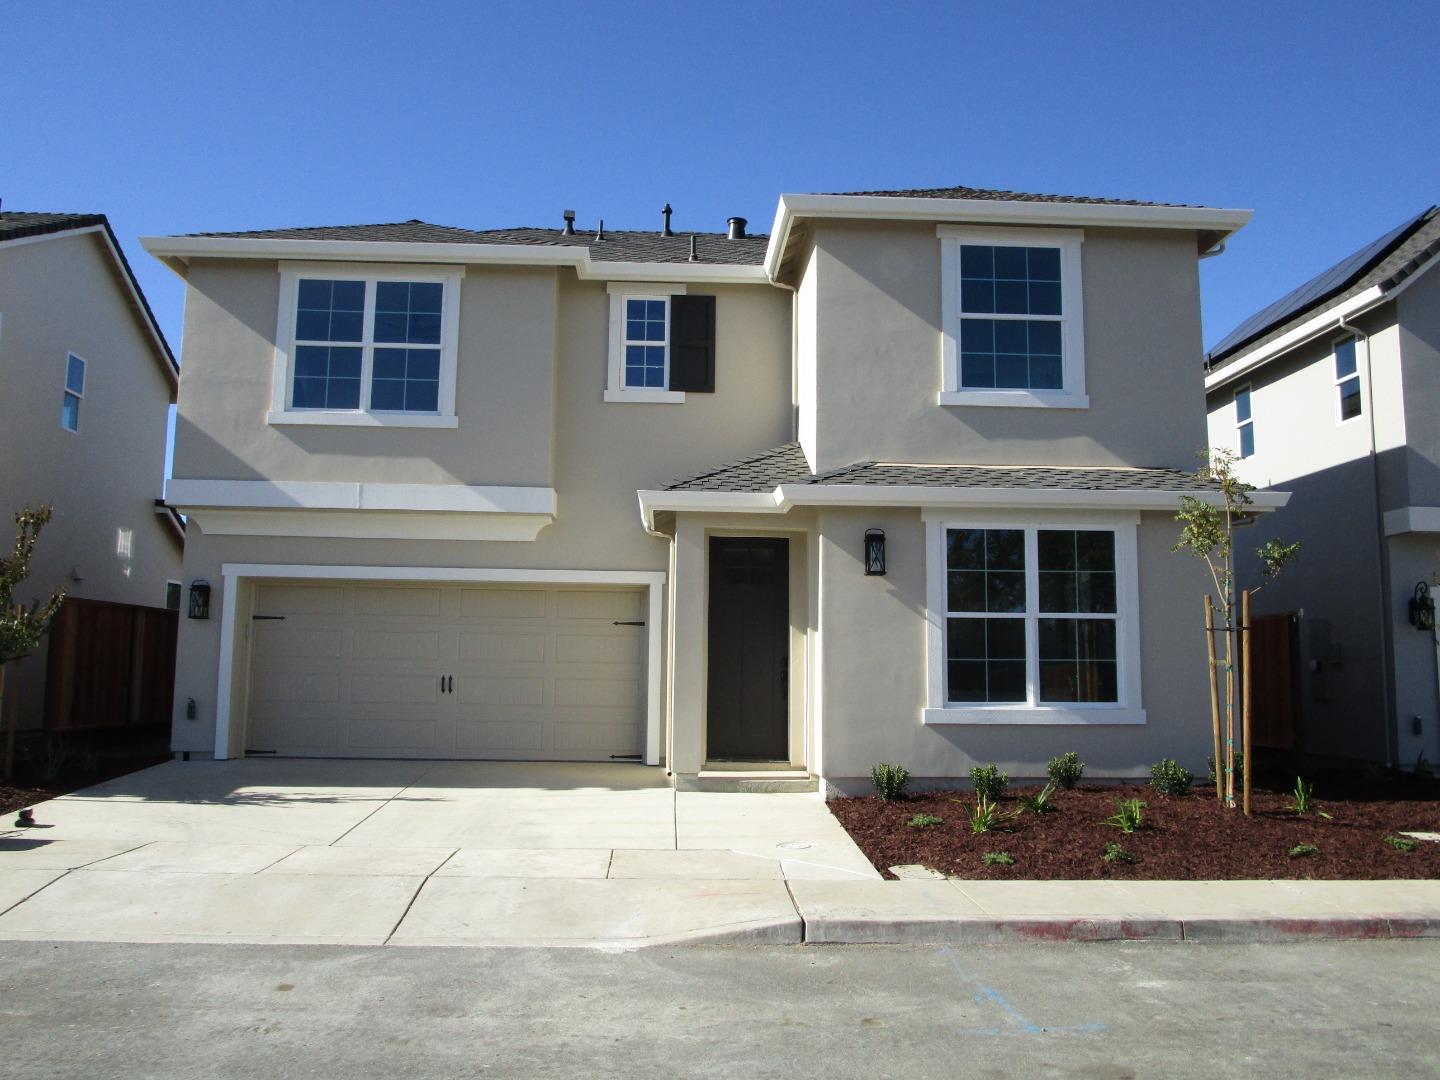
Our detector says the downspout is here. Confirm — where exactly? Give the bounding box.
[1340,311,1398,767]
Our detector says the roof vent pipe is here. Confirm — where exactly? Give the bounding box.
[562,210,575,236]
[595,218,605,241]
[689,235,698,262]
[727,216,747,240]
[661,203,673,237]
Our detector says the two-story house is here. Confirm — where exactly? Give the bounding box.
[0,212,183,734]
[1205,206,1440,771]
[144,186,1275,794]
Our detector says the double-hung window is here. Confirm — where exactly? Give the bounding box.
[605,283,716,403]
[270,264,462,427]
[924,514,1143,725]
[1234,385,1254,457]
[1333,339,1362,422]
[939,226,1086,408]
[61,353,85,432]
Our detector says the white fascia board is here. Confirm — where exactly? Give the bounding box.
[636,490,782,529]
[584,262,768,285]
[764,193,1252,279]
[166,478,556,515]
[1205,286,1388,391]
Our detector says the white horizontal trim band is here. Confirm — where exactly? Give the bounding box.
[1384,506,1440,535]
[921,706,1148,726]
[166,478,556,515]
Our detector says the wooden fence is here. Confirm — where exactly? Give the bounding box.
[44,597,177,731]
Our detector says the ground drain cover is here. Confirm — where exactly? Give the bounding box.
[776,841,813,850]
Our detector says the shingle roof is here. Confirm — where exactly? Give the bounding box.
[0,211,108,242]
[827,185,1198,208]
[183,219,769,266]
[1208,205,1440,367]
[665,443,1214,493]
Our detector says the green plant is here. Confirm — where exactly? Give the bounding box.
[1288,843,1319,858]
[1103,798,1146,834]
[1286,777,1333,819]
[981,851,1015,866]
[23,734,73,783]
[1047,751,1085,790]
[0,506,67,666]
[907,813,943,828]
[1384,835,1419,853]
[969,763,1009,802]
[1207,751,1244,785]
[1018,781,1057,814]
[1102,842,1133,864]
[1149,758,1193,797]
[955,796,1022,835]
[869,763,911,800]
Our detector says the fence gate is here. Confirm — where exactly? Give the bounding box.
[44,598,178,731]
[1249,611,1300,750]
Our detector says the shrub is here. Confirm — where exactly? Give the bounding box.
[1047,752,1085,790]
[1018,781,1057,814]
[970,764,1009,802]
[1103,798,1145,834]
[982,851,1015,866]
[1384,835,1419,852]
[1288,776,1313,815]
[1149,759,1193,797]
[1101,841,1133,864]
[955,796,1021,835]
[907,813,943,828]
[869,763,910,800]
[1288,843,1319,858]
[1207,751,1244,785]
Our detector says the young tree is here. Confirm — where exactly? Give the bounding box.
[0,506,67,776]
[1173,451,1299,810]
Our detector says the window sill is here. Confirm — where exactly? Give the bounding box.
[922,706,1146,726]
[603,389,686,404]
[938,390,1089,409]
[267,411,459,429]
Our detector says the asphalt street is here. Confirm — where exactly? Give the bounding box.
[0,940,1434,1079]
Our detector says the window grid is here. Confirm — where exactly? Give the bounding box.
[1235,385,1254,458]
[623,297,669,389]
[945,526,1120,707]
[958,243,1064,391]
[61,353,85,432]
[1333,339,1362,423]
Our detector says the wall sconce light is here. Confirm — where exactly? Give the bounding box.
[188,579,211,620]
[1409,581,1435,631]
[864,529,886,576]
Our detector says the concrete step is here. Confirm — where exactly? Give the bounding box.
[678,770,819,793]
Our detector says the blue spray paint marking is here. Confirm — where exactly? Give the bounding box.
[940,945,1107,1037]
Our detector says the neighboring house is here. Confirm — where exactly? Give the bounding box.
[1204,206,1440,770]
[0,212,184,734]
[144,187,1276,794]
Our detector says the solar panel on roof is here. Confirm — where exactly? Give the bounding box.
[1208,208,1431,360]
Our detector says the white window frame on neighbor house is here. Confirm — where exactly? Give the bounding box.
[605,281,687,403]
[269,262,464,428]
[921,510,1144,725]
[1234,383,1254,458]
[61,353,86,433]
[1332,336,1364,425]
[938,225,1087,409]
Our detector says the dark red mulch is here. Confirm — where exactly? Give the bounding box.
[829,783,1440,880]
[0,751,172,816]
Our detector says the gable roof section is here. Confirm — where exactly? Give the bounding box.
[1208,205,1440,370]
[0,211,178,386]
[176,219,768,266]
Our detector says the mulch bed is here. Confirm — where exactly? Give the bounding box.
[0,749,172,816]
[830,780,1440,880]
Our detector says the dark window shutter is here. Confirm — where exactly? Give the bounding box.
[669,294,715,392]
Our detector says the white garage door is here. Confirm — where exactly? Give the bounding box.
[245,582,646,760]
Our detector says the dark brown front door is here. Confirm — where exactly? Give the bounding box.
[707,537,789,761]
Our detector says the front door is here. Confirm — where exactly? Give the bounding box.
[706,537,789,761]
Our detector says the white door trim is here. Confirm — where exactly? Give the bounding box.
[215,563,667,766]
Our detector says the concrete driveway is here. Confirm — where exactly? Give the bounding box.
[0,759,878,948]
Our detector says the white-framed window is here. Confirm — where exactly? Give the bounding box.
[61,353,86,432]
[269,263,463,427]
[938,225,1087,409]
[922,511,1144,725]
[605,282,688,403]
[165,581,182,611]
[1234,384,1254,458]
[1333,338,1363,423]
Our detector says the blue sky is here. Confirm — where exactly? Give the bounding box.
[4,0,1436,353]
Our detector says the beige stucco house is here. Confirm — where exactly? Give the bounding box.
[1205,205,1440,770]
[0,212,184,731]
[144,186,1280,794]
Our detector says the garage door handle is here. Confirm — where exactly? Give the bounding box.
[613,621,645,626]
[252,615,285,621]
[440,675,446,694]
[447,675,454,694]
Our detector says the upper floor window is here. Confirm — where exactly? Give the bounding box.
[605,284,716,403]
[269,264,462,428]
[1334,339,1362,422]
[939,226,1087,409]
[1234,384,1254,458]
[61,353,85,432]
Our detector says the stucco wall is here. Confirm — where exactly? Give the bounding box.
[814,506,1215,791]
[1387,533,1440,768]
[1398,267,1440,508]
[0,231,181,730]
[802,221,1208,473]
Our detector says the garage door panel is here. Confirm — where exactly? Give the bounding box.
[457,676,545,707]
[554,721,640,753]
[253,627,344,661]
[555,589,643,621]
[258,585,345,616]
[252,672,341,704]
[459,631,546,663]
[250,716,340,750]
[454,719,547,751]
[555,677,638,708]
[459,589,548,619]
[354,587,442,617]
[555,632,641,665]
[348,718,437,751]
[353,630,442,661]
[350,673,441,706]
